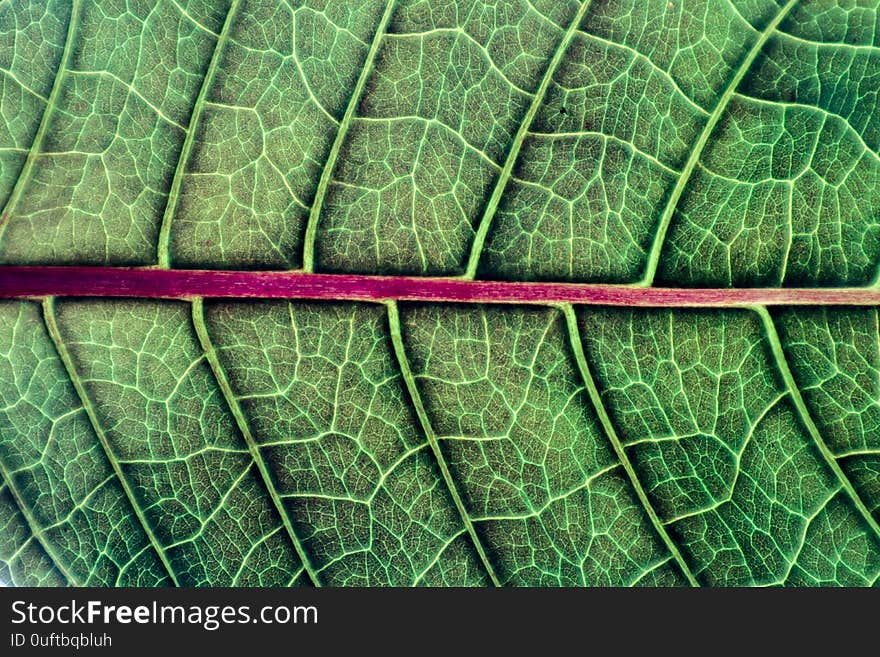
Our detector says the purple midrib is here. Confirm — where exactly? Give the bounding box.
[1,266,879,306]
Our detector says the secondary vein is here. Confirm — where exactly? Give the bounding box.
[640,0,800,286]
[191,298,323,587]
[386,300,503,586]
[0,0,80,242]
[562,304,700,586]
[156,0,242,268]
[0,462,77,585]
[463,0,593,280]
[301,0,398,273]
[41,296,181,587]
[757,305,880,545]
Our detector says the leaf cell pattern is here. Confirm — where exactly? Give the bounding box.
[2,0,880,586]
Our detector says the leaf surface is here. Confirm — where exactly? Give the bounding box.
[2,0,880,587]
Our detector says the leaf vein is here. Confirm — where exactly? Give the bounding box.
[0,464,76,585]
[191,298,322,586]
[463,0,593,279]
[640,0,801,286]
[157,0,243,268]
[302,0,398,273]
[758,306,880,546]
[41,297,179,586]
[0,0,80,242]
[386,300,502,586]
[562,304,700,586]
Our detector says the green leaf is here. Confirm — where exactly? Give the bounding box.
[0,301,171,585]
[772,308,880,523]
[202,300,491,585]
[397,303,688,585]
[578,307,880,585]
[2,0,880,587]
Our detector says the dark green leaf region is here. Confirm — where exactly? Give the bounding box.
[2,0,880,586]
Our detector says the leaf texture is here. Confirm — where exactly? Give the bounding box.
[1,0,880,587]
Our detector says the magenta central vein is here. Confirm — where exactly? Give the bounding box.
[1,266,879,306]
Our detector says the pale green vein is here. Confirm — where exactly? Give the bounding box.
[777,486,842,584]
[412,528,468,586]
[0,66,48,102]
[463,0,592,280]
[775,28,880,54]
[386,300,502,587]
[157,0,241,268]
[639,0,800,286]
[386,29,535,97]
[67,70,187,132]
[302,0,397,273]
[561,304,700,587]
[231,525,284,586]
[41,297,180,587]
[0,0,80,242]
[838,448,880,459]
[734,92,880,164]
[756,305,880,544]
[0,459,75,585]
[630,557,676,586]
[191,298,321,587]
[472,463,621,523]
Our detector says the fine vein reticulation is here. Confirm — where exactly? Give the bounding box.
[301,0,398,273]
[3,0,880,587]
[191,298,321,585]
[156,0,243,269]
[41,297,180,586]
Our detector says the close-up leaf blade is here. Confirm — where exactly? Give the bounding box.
[1,0,880,587]
[0,300,171,586]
